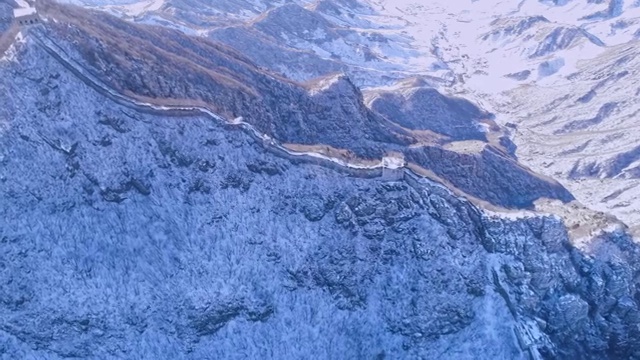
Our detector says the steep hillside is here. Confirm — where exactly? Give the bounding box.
[38,1,405,155]
[208,25,345,82]
[366,80,491,141]
[0,0,639,359]
[19,1,575,209]
[1,33,639,359]
[207,2,416,84]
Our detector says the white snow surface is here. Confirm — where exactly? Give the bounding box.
[382,155,404,169]
[105,0,165,17]
[14,0,30,7]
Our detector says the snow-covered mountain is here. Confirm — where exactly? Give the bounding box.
[58,0,640,227]
[1,0,640,358]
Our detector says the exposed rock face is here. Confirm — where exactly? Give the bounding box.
[483,16,550,40]
[1,34,639,360]
[529,27,604,58]
[484,218,640,359]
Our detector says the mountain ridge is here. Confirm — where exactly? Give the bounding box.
[9,0,576,210]
[1,37,639,357]
[1,0,640,358]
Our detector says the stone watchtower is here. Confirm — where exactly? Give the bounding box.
[381,155,405,181]
[14,7,39,26]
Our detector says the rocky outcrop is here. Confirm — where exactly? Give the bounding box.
[530,27,604,58]
[484,16,550,40]
[483,217,640,359]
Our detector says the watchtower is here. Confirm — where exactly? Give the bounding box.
[14,7,39,26]
[381,155,405,181]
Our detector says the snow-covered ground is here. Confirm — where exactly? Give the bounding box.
[354,0,640,226]
[14,0,30,8]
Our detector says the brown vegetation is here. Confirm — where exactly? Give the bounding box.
[38,0,265,95]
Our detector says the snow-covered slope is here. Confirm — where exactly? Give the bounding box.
[57,0,640,227]
[503,42,640,227]
[2,32,640,359]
